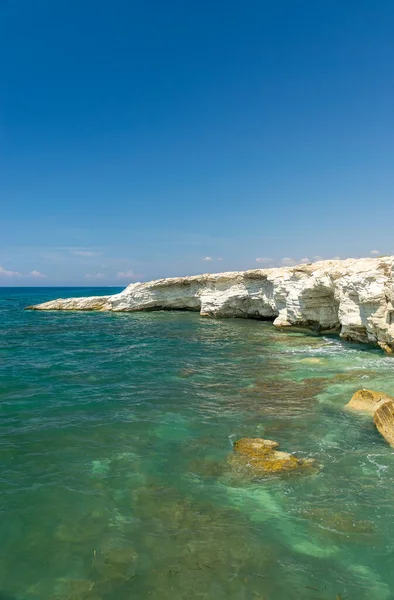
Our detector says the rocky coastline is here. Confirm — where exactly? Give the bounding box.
[28,256,394,353]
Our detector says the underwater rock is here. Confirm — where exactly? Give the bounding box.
[345,389,393,414]
[374,400,394,447]
[300,507,376,536]
[331,369,376,382]
[54,511,108,543]
[238,376,326,417]
[299,357,324,364]
[232,437,317,475]
[99,538,138,566]
[52,578,101,600]
[92,538,138,585]
[188,457,226,478]
[177,368,196,378]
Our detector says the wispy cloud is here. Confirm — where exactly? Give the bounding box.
[281,257,297,266]
[312,255,324,262]
[370,250,380,256]
[256,257,274,265]
[300,257,310,264]
[84,273,105,280]
[0,265,48,278]
[72,249,102,257]
[202,256,213,261]
[116,269,138,279]
[0,265,22,277]
[29,270,47,278]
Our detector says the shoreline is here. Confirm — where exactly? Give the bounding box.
[27,256,394,353]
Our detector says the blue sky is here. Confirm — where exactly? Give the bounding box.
[1,0,394,285]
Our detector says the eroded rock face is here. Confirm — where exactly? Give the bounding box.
[345,388,394,447]
[28,257,394,352]
[27,296,110,311]
[374,400,394,447]
[231,437,317,475]
[345,389,394,414]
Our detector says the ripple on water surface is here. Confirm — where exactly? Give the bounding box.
[1,288,394,599]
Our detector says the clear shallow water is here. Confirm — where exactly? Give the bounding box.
[1,288,394,600]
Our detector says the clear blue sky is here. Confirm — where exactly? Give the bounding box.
[1,0,394,285]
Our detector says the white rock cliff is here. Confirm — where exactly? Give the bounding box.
[28,257,394,353]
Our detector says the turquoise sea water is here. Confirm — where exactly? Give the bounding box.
[2,287,394,600]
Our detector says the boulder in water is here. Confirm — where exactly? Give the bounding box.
[232,437,317,475]
[374,400,394,447]
[346,388,394,447]
[234,437,279,455]
[345,389,393,414]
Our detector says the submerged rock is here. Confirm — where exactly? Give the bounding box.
[238,376,326,418]
[331,369,377,382]
[299,357,325,365]
[345,389,393,414]
[52,578,101,600]
[300,507,376,536]
[374,400,394,447]
[92,537,138,586]
[177,368,196,378]
[231,437,317,476]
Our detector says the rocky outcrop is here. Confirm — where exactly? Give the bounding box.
[27,257,394,352]
[345,388,394,447]
[374,400,394,447]
[345,389,393,414]
[231,437,317,475]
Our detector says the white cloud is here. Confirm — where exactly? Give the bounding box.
[29,270,47,278]
[312,255,323,262]
[0,265,22,277]
[300,257,310,264]
[370,250,380,256]
[116,269,137,279]
[203,256,213,261]
[72,249,102,257]
[281,257,297,266]
[217,257,223,261]
[256,257,274,265]
[84,273,105,280]
[332,256,341,260]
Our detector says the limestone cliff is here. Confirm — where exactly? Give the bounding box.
[28,257,394,352]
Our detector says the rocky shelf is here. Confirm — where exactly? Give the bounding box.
[27,257,394,353]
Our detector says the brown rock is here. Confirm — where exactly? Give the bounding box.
[177,368,196,378]
[300,507,375,536]
[93,538,138,585]
[345,389,394,414]
[234,437,279,456]
[378,342,394,354]
[232,437,317,476]
[374,400,394,447]
[52,579,101,600]
[300,357,324,365]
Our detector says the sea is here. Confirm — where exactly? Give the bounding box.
[1,287,394,600]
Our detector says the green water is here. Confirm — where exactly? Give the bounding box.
[1,288,394,600]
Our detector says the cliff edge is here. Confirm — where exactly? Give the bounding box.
[28,257,394,353]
